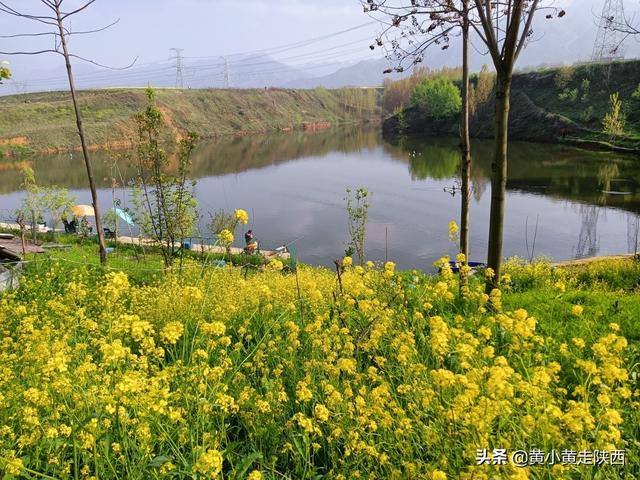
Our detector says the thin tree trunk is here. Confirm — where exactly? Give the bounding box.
[31,209,37,243]
[460,0,471,262]
[485,68,512,293]
[55,8,107,265]
[20,228,26,256]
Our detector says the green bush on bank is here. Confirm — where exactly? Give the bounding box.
[411,77,462,119]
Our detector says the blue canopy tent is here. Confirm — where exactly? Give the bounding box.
[114,208,135,226]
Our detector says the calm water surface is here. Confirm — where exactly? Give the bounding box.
[1,128,640,270]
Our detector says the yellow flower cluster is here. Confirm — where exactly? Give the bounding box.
[218,228,234,246]
[0,258,636,479]
[234,208,249,225]
[448,220,459,241]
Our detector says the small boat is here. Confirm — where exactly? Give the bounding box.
[446,261,486,273]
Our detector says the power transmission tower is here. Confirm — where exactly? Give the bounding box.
[591,0,627,62]
[169,48,185,88]
[223,57,230,89]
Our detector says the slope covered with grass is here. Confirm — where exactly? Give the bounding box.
[385,60,640,150]
[0,87,379,156]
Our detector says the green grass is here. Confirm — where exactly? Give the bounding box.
[20,234,292,284]
[502,257,640,345]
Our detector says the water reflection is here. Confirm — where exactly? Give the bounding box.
[0,129,382,194]
[1,128,639,269]
[575,206,601,259]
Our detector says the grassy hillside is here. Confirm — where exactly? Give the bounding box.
[0,87,379,155]
[384,60,640,150]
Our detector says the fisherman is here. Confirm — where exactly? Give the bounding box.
[62,216,78,234]
[244,230,259,254]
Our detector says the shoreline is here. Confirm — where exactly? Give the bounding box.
[552,252,639,268]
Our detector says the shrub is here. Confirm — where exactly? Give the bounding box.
[382,66,462,115]
[626,84,640,123]
[603,92,626,139]
[411,77,462,119]
[558,88,578,103]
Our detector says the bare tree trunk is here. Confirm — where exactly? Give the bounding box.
[31,209,37,243]
[460,0,471,262]
[54,7,107,265]
[486,69,511,293]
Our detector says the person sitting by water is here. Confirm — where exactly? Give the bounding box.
[62,216,78,234]
[244,230,259,254]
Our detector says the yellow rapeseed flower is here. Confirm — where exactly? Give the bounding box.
[193,448,223,477]
[448,221,459,240]
[247,471,263,480]
[4,456,23,476]
[161,321,184,345]
[314,404,330,422]
[268,259,284,271]
[218,229,234,246]
[432,470,447,480]
[235,209,249,224]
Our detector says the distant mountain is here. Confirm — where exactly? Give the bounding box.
[283,58,408,89]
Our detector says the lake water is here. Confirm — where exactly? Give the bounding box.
[1,128,640,270]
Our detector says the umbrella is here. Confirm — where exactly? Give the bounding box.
[114,207,135,226]
[72,204,95,217]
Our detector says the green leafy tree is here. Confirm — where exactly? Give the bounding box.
[15,167,76,243]
[16,167,47,243]
[411,77,462,119]
[345,187,371,266]
[603,92,626,139]
[132,88,199,267]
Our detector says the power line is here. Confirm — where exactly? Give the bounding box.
[15,23,380,92]
[23,42,371,90]
[182,21,376,60]
[20,22,375,88]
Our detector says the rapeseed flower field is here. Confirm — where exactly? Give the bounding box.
[0,255,638,479]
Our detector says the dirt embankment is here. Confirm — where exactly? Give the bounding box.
[0,87,380,156]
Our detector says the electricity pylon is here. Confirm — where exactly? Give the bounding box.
[169,48,185,88]
[591,0,627,62]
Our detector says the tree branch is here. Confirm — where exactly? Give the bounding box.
[61,0,98,20]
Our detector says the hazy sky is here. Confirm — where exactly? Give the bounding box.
[1,0,639,84]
